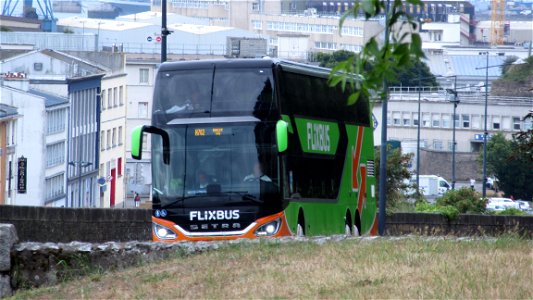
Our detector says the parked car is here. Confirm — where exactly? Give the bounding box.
[486,197,520,211]
[515,200,532,213]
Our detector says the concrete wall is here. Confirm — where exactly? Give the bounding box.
[385,213,533,238]
[0,206,151,243]
[419,149,479,181]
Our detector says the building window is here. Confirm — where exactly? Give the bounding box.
[433,140,443,150]
[472,115,481,129]
[101,91,106,111]
[113,87,118,107]
[422,114,430,127]
[447,141,454,151]
[138,102,148,118]
[462,115,470,128]
[45,173,65,201]
[454,114,460,128]
[112,128,117,148]
[107,130,111,150]
[413,118,419,126]
[46,142,65,167]
[34,62,43,71]
[142,133,148,150]
[493,117,501,130]
[432,114,440,127]
[107,89,112,109]
[402,113,411,126]
[119,86,124,106]
[118,157,122,176]
[118,126,123,145]
[139,68,149,84]
[100,130,105,151]
[442,115,450,128]
[513,117,521,130]
[252,20,262,29]
[392,112,401,125]
[47,109,66,135]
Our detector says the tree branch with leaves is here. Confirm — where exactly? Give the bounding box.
[329,0,425,104]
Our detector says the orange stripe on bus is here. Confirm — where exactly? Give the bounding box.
[352,126,364,191]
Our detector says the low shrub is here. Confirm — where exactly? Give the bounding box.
[436,188,487,213]
[493,208,527,216]
[415,201,459,220]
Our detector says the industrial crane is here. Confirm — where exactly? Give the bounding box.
[1,0,56,31]
[490,0,505,45]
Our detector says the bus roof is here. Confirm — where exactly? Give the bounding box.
[158,58,332,79]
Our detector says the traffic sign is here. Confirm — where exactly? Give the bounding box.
[155,36,162,43]
[147,36,153,42]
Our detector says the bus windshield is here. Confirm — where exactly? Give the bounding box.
[151,122,280,208]
[153,67,275,119]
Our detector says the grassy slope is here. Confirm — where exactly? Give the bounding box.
[11,237,533,299]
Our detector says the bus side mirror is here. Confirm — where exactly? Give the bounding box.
[131,125,170,164]
[276,120,288,153]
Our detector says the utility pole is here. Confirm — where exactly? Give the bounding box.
[378,0,391,236]
[161,0,172,63]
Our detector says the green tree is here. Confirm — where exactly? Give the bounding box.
[481,133,533,200]
[374,146,413,209]
[315,51,437,87]
[329,0,426,105]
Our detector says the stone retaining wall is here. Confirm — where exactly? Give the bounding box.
[0,206,151,243]
[385,213,533,238]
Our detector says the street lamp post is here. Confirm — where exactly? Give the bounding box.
[482,51,489,198]
[446,88,459,190]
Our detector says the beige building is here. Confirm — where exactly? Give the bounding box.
[152,0,383,59]
[99,71,128,208]
[124,57,159,204]
[0,104,19,205]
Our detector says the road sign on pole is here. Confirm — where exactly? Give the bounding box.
[147,36,153,42]
[155,36,162,43]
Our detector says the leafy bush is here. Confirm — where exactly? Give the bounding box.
[436,188,487,213]
[493,208,527,216]
[415,201,459,220]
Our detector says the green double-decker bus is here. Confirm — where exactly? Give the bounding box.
[131,59,377,241]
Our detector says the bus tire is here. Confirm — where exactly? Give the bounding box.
[345,211,353,236]
[354,210,361,237]
[296,211,305,237]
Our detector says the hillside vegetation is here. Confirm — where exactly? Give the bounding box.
[492,56,533,97]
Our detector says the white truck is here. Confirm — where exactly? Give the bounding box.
[411,175,451,197]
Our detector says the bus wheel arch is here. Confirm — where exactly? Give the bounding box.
[296,209,305,237]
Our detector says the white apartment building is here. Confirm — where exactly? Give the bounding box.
[0,79,69,207]
[0,49,106,207]
[124,58,158,202]
[99,72,128,208]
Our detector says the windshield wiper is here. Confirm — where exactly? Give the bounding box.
[224,191,263,204]
[160,195,202,208]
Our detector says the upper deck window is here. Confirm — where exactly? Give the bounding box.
[153,67,275,122]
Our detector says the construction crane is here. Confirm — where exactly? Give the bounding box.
[1,0,56,32]
[490,0,505,45]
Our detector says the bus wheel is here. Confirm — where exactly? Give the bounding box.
[353,211,361,237]
[345,211,353,236]
[296,211,305,237]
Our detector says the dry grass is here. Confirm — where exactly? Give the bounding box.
[11,236,533,299]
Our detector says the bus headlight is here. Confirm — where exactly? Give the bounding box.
[153,223,177,240]
[254,219,281,237]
